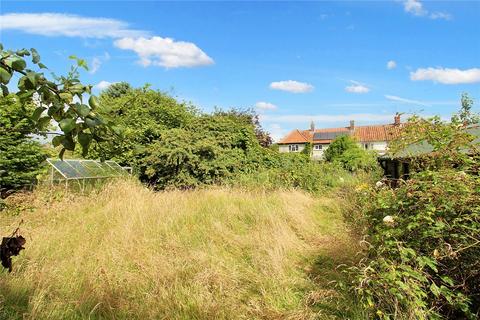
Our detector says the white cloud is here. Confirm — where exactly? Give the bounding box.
[255,101,277,111]
[89,52,110,74]
[403,0,427,16]
[387,60,397,70]
[0,13,214,69]
[268,123,287,142]
[384,95,429,106]
[0,13,147,38]
[114,36,214,68]
[260,113,395,124]
[269,80,314,93]
[410,67,480,84]
[90,58,102,74]
[94,80,116,91]
[402,1,452,20]
[345,80,370,94]
[430,12,452,20]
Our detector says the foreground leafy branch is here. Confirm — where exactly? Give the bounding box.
[0,43,109,157]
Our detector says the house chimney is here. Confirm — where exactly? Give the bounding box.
[310,120,315,132]
[349,120,355,132]
[394,113,401,125]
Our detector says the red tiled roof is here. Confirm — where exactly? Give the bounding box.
[278,123,405,144]
[278,129,310,144]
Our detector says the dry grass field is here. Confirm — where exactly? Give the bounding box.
[0,180,363,319]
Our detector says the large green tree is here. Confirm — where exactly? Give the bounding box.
[87,85,197,166]
[0,95,46,198]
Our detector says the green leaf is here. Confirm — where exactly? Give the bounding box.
[430,282,440,297]
[11,58,26,71]
[1,84,8,97]
[38,62,48,69]
[15,49,30,57]
[88,95,99,109]
[26,72,37,87]
[85,117,102,128]
[31,48,40,64]
[0,67,12,84]
[37,116,51,129]
[61,136,75,151]
[15,49,30,56]
[59,118,76,134]
[59,92,73,102]
[0,43,3,51]
[78,132,92,156]
[75,104,91,117]
[52,135,63,147]
[78,59,88,70]
[69,83,84,94]
[32,107,46,121]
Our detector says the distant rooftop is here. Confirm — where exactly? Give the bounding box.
[278,114,403,144]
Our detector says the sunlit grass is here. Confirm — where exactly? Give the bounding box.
[0,180,362,319]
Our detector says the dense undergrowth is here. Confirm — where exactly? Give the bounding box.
[345,115,480,319]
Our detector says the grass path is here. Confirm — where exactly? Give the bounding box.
[0,181,362,319]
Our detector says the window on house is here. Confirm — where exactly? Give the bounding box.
[314,144,322,150]
[289,144,299,152]
[364,143,372,150]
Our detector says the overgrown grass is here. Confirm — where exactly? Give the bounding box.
[0,179,364,319]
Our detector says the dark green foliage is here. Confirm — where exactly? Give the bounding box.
[0,95,46,198]
[88,86,273,189]
[324,135,378,172]
[139,114,264,189]
[87,85,197,167]
[301,142,312,156]
[324,135,355,162]
[102,82,132,98]
[213,108,273,148]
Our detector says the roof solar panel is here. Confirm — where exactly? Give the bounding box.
[313,131,349,140]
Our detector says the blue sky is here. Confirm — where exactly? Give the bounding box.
[1,1,479,140]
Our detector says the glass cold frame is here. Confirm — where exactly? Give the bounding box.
[47,159,128,180]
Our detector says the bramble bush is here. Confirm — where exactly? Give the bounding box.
[351,169,479,319]
[348,102,480,319]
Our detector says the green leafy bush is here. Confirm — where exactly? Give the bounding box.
[138,115,264,189]
[0,95,46,198]
[324,135,379,172]
[351,169,479,319]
